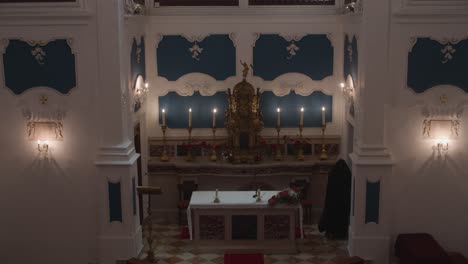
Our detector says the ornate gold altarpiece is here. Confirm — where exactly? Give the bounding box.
[225,62,263,163]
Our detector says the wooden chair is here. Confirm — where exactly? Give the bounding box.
[177,181,198,226]
[290,179,312,225]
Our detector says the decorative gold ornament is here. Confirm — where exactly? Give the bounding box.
[225,62,263,163]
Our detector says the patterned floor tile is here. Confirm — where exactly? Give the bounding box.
[139,223,349,264]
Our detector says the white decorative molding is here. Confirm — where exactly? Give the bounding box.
[251,73,337,97]
[251,33,261,47]
[0,39,9,54]
[279,34,306,42]
[17,89,68,142]
[154,72,337,98]
[154,74,240,97]
[229,33,237,47]
[0,0,88,15]
[395,0,468,17]
[181,34,209,43]
[409,36,468,52]
[155,34,164,49]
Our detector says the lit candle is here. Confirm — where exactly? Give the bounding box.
[212,108,217,128]
[300,107,304,126]
[321,106,326,125]
[277,108,281,127]
[188,108,192,127]
[162,108,166,126]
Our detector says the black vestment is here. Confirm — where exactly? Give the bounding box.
[318,159,352,238]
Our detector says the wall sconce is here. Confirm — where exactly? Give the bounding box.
[341,82,354,101]
[37,140,49,153]
[27,121,63,155]
[423,119,459,156]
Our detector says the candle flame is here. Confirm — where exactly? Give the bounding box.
[301,107,304,112]
[322,107,325,111]
[162,108,165,113]
[277,108,280,112]
[189,108,192,112]
[213,108,217,113]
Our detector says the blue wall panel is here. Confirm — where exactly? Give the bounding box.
[3,39,76,95]
[344,34,358,87]
[365,180,380,224]
[408,38,468,93]
[261,91,332,128]
[158,91,228,128]
[253,34,333,81]
[131,36,146,88]
[157,35,236,81]
[108,182,122,223]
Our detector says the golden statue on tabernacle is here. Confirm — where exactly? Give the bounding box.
[240,60,253,80]
[225,61,263,163]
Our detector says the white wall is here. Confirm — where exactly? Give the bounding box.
[387,18,468,257]
[0,2,100,263]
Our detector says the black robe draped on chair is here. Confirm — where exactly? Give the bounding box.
[319,159,352,238]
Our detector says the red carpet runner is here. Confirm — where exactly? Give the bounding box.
[224,253,264,264]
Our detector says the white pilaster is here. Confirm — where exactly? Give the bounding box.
[348,0,393,263]
[95,0,142,263]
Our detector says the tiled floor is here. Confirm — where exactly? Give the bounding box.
[140,222,349,264]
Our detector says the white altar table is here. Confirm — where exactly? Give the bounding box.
[187,191,303,253]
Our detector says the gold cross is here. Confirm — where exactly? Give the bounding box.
[39,95,48,105]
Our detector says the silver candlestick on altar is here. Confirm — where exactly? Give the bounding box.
[297,124,304,161]
[160,125,169,162]
[210,126,217,162]
[186,126,193,161]
[275,125,282,161]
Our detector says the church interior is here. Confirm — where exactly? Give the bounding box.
[1,0,468,264]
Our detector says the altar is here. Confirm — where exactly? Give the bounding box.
[187,191,303,253]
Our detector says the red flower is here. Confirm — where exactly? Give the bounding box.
[215,144,221,150]
[294,140,301,145]
[200,141,207,148]
[268,196,277,206]
[279,191,288,198]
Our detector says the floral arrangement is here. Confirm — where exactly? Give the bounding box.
[268,187,300,206]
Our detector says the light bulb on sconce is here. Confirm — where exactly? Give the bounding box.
[37,140,49,153]
[144,83,149,89]
[341,82,353,101]
[436,138,449,156]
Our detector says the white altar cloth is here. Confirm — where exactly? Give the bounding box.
[187,191,303,240]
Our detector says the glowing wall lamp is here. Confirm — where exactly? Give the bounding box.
[28,121,63,155]
[423,119,459,156]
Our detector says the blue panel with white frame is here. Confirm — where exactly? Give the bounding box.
[3,39,76,95]
[408,37,468,93]
[157,35,236,81]
[253,34,334,81]
[131,36,146,88]
[344,34,358,87]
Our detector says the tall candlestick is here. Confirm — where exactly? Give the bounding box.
[321,106,326,125]
[300,107,304,126]
[162,108,166,126]
[212,108,217,128]
[277,108,281,127]
[188,108,192,127]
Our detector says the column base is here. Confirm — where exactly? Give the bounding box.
[348,227,391,264]
[98,225,143,264]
